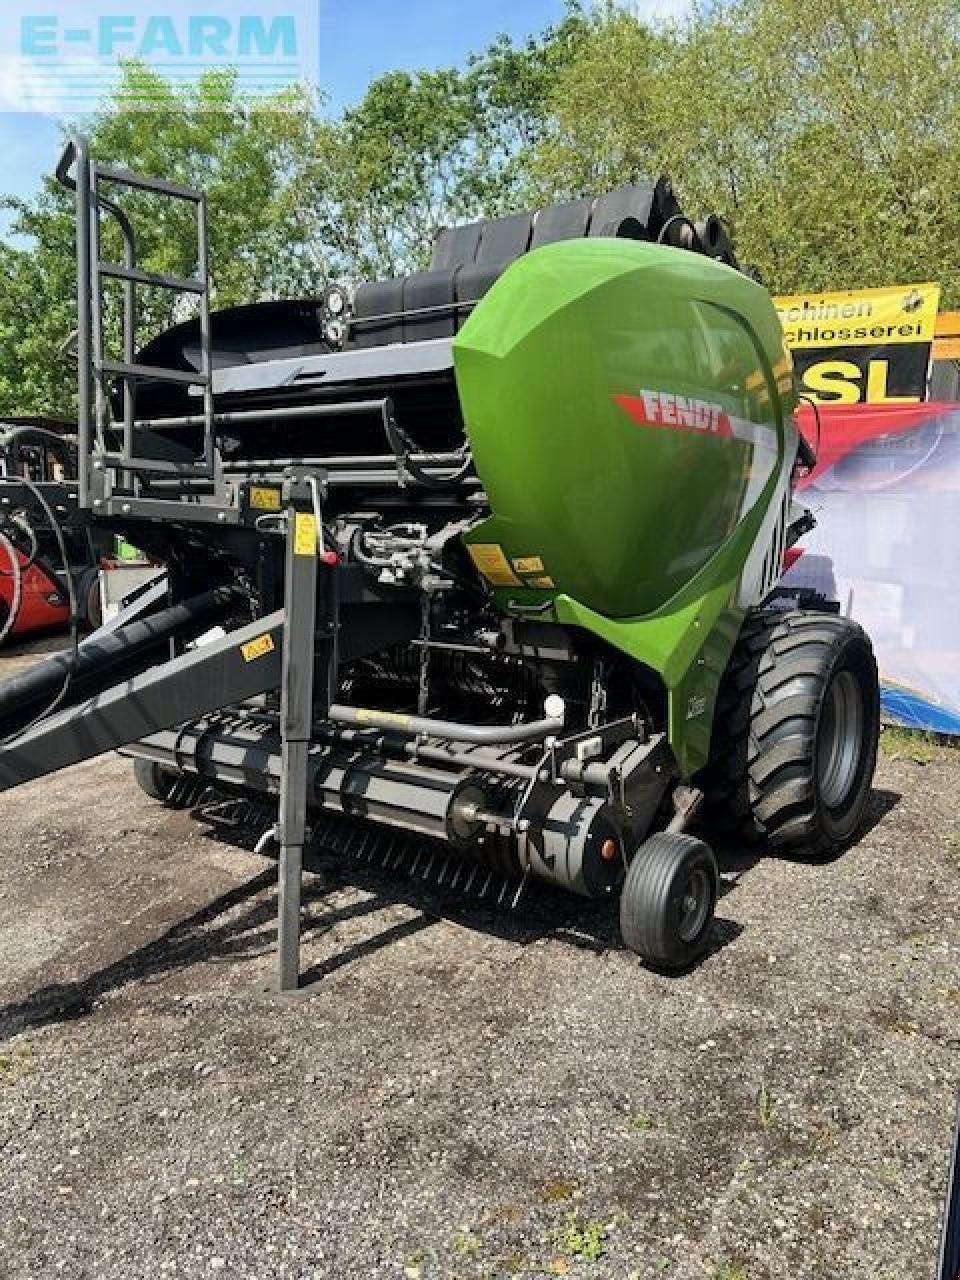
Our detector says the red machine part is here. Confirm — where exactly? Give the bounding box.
[0,540,70,641]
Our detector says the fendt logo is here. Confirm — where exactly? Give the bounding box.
[613,389,777,452]
[20,14,298,60]
[614,390,735,438]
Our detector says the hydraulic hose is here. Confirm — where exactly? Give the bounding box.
[0,585,240,735]
[0,425,77,453]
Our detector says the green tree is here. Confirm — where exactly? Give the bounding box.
[533,0,960,301]
[0,63,323,416]
[303,9,591,280]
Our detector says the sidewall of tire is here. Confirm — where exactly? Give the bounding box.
[810,631,879,846]
[701,609,881,858]
[620,833,718,970]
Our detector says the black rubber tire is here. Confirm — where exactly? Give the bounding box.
[619,832,718,970]
[701,609,880,858]
[133,758,181,806]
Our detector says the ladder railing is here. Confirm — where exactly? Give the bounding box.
[57,135,215,511]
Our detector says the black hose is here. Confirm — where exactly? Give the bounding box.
[0,586,239,739]
[796,395,820,469]
[0,426,77,454]
[657,214,704,252]
[383,414,473,489]
[1,476,82,743]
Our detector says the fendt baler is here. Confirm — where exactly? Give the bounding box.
[0,138,880,986]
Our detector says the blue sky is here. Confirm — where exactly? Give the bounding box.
[0,0,687,220]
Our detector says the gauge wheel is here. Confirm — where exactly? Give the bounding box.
[620,832,718,970]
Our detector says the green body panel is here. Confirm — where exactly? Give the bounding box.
[452,239,796,777]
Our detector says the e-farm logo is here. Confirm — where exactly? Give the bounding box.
[22,13,297,60]
[0,3,318,110]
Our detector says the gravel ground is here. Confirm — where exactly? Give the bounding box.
[0,640,957,1280]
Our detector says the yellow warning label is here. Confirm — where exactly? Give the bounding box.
[467,543,522,587]
[294,512,318,557]
[512,555,545,575]
[528,575,556,589]
[241,634,276,663]
[249,486,282,511]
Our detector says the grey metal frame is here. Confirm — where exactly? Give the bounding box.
[58,135,216,511]
[276,478,320,993]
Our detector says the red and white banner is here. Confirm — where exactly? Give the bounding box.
[785,401,960,734]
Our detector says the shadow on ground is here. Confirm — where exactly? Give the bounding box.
[0,785,899,1043]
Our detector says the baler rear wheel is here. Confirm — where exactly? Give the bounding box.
[702,609,879,858]
[619,832,718,970]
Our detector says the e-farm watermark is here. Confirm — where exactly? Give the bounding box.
[0,2,319,110]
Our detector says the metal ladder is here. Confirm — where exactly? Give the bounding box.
[57,135,215,514]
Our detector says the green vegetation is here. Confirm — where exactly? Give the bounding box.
[879,726,940,763]
[3,0,959,415]
[0,1043,34,1085]
[714,1263,748,1280]
[403,1246,425,1279]
[551,1211,607,1261]
[756,1081,778,1129]
[451,1230,483,1258]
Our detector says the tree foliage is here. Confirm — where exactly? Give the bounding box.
[533,0,960,300]
[0,65,322,415]
[301,11,590,280]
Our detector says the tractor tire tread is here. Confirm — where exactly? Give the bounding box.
[700,609,879,856]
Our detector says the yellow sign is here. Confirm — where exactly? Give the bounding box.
[512,555,544,575]
[249,486,282,511]
[293,512,318,557]
[467,543,522,587]
[774,283,940,349]
[773,283,941,405]
[240,633,276,663]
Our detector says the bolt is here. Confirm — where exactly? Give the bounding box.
[217,511,226,522]
[121,503,131,514]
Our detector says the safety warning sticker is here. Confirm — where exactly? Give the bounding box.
[241,634,276,663]
[249,486,282,511]
[467,543,522,587]
[294,512,318,557]
[512,555,545,575]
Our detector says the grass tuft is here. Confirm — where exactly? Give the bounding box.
[551,1211,606,1262]
[756,1081,778,1129]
